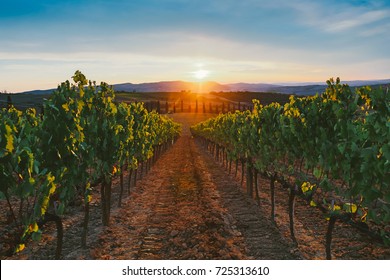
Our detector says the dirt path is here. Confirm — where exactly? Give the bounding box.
[198,149,300,259]
[90,127,297,259]
[84,113,297,259]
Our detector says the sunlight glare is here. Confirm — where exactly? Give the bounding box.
[193,69,209,80]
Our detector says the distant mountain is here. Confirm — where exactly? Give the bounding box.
[225,83,279,92]
[269,79,390,87]
[19,89,55,95]
[113,81,230,93]
[339,79,390,87]
[226,79,390,95]
[18,79,390,96]
[272,85,329,96]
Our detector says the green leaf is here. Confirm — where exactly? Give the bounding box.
[56,203,65,215]
[4,124,14,153]
[313,167,321,179]
[15,243,25,253]
[32,230,42,241]
[343,203,358,214]
[337,143,346,154]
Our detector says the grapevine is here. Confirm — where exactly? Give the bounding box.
[191,78,390,258]
[0,71,181,257]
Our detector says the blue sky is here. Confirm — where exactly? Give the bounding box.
[1,0,389,92]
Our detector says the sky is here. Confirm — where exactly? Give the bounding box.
[1,0,390,92]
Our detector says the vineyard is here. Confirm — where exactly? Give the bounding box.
[191,78,390,259]
[1,74,389,260]
[0,71,181,258]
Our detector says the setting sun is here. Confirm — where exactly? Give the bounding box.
[193,69,210,80]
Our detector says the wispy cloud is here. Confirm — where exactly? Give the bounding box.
[0,0,389,91]
[286,0,390,35]
[327,10,387,31]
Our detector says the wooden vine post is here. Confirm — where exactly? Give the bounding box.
[326,216,337,260]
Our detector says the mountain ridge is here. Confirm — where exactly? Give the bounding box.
[14,79,390,96]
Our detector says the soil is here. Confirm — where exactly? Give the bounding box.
[2,113,389,260]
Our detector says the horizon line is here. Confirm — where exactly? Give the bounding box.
[6,77,390,94]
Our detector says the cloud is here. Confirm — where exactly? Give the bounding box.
[285,0,390,35]
[322,10,389,33]
[1,0,389,91]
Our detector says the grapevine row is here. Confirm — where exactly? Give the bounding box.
[191,78,389,259]
[0,71,181,258]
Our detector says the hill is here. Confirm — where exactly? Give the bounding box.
[16,79,390,95]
